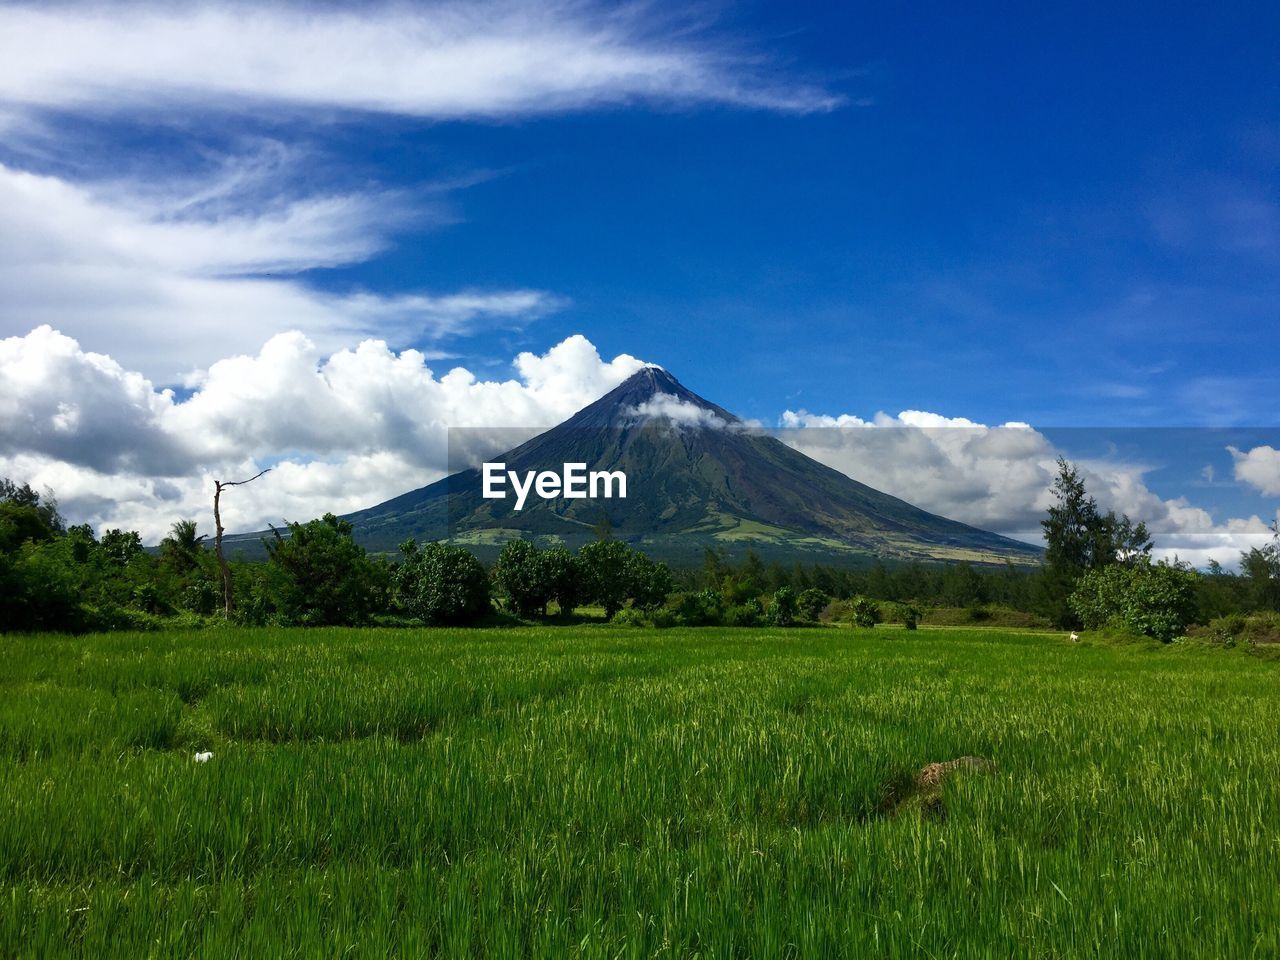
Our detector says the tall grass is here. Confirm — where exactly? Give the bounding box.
[2,625,1278,957]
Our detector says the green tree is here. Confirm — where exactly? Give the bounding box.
[768,585,799,626]
[940,562,985,607]
[394,540,491,625]
[891,602,921,630]
[1039,458,1152,627]
[0,478,63,551]
[160,519,205,574]
[1239,524,1280,610]
[627,552,673,611]
[577,539,635,619]
[98,529,143,567]
[542,546,583,617]
[797,587,829,622]
[264,514,384,626]
[0,541,83,632]
[492,539,553,618]
[850,596,882,629]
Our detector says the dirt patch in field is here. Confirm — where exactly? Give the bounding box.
[877,756,996,820]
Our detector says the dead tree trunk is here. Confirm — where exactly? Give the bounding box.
[214,470,269,620]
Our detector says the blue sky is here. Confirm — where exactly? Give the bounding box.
[302,2,1280,426]
[0,0,1277,553]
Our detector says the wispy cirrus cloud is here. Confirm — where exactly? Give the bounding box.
[0,1,841,120]
[0,2,841,379]
[0,155,561,379]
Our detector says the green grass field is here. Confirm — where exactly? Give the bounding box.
[3,625,1279,958]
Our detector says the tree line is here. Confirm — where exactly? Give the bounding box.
[3,463,1279,640]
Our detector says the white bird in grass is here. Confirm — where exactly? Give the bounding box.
[193,751,213,763]
[1069,632,1080,642]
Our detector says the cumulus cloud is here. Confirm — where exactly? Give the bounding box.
[0,1,841,120]
[0,328,645,541]
[780,408,1277,566]
[1230,445,1280,497]
[0,159,561,379]
[4,326,1274,565]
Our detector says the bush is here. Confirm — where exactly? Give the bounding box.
[920,605,1051,628]
[797,587,829,622]
[891,602,920,630]
[1187,612,1280,649]
[181,580,220,616]
[725,598,763,627]
[0,542,85,632]
[668,589,723,626]
[81,603,164,632]
[850,596,882,629]
[1069,559,1199,643]
[394,540,491,625]
[768,586,799,626]
[611,606,648,627]
[650,608,677,629]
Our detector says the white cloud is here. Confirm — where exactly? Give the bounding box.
[0,328,645,541]
[625,395,729,429]
[4,327,1273,565]
[1230,445,1280,497]
[780,408,1276,566]
[0,2,841,381]
[0,159,560,379]
[0,2,840,120]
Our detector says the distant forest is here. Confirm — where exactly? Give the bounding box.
[3,462,1279,644]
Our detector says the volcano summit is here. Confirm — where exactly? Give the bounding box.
[321,367,1041,566]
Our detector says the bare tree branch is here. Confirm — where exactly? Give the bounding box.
[214,469,270,620]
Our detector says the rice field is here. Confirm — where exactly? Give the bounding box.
[2,624,1279,958]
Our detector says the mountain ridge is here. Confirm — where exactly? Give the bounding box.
[309,367,1042,566]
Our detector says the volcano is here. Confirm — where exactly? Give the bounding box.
[329,367,1041,566]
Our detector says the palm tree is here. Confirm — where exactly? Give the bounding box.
[160,519,205,573]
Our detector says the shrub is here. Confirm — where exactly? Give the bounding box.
[797,587,829,622]
[1187,612,1280,649]
[650,608,677,629]
[611,606,648,627]
[850,596,882,629]
[769,586,799,626]
[668,589,723,626]
[81,603,164,632]
[891,602,920,630]
[725,598,763,627]
[1069,559,1199,643]
[264,514,385,626]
